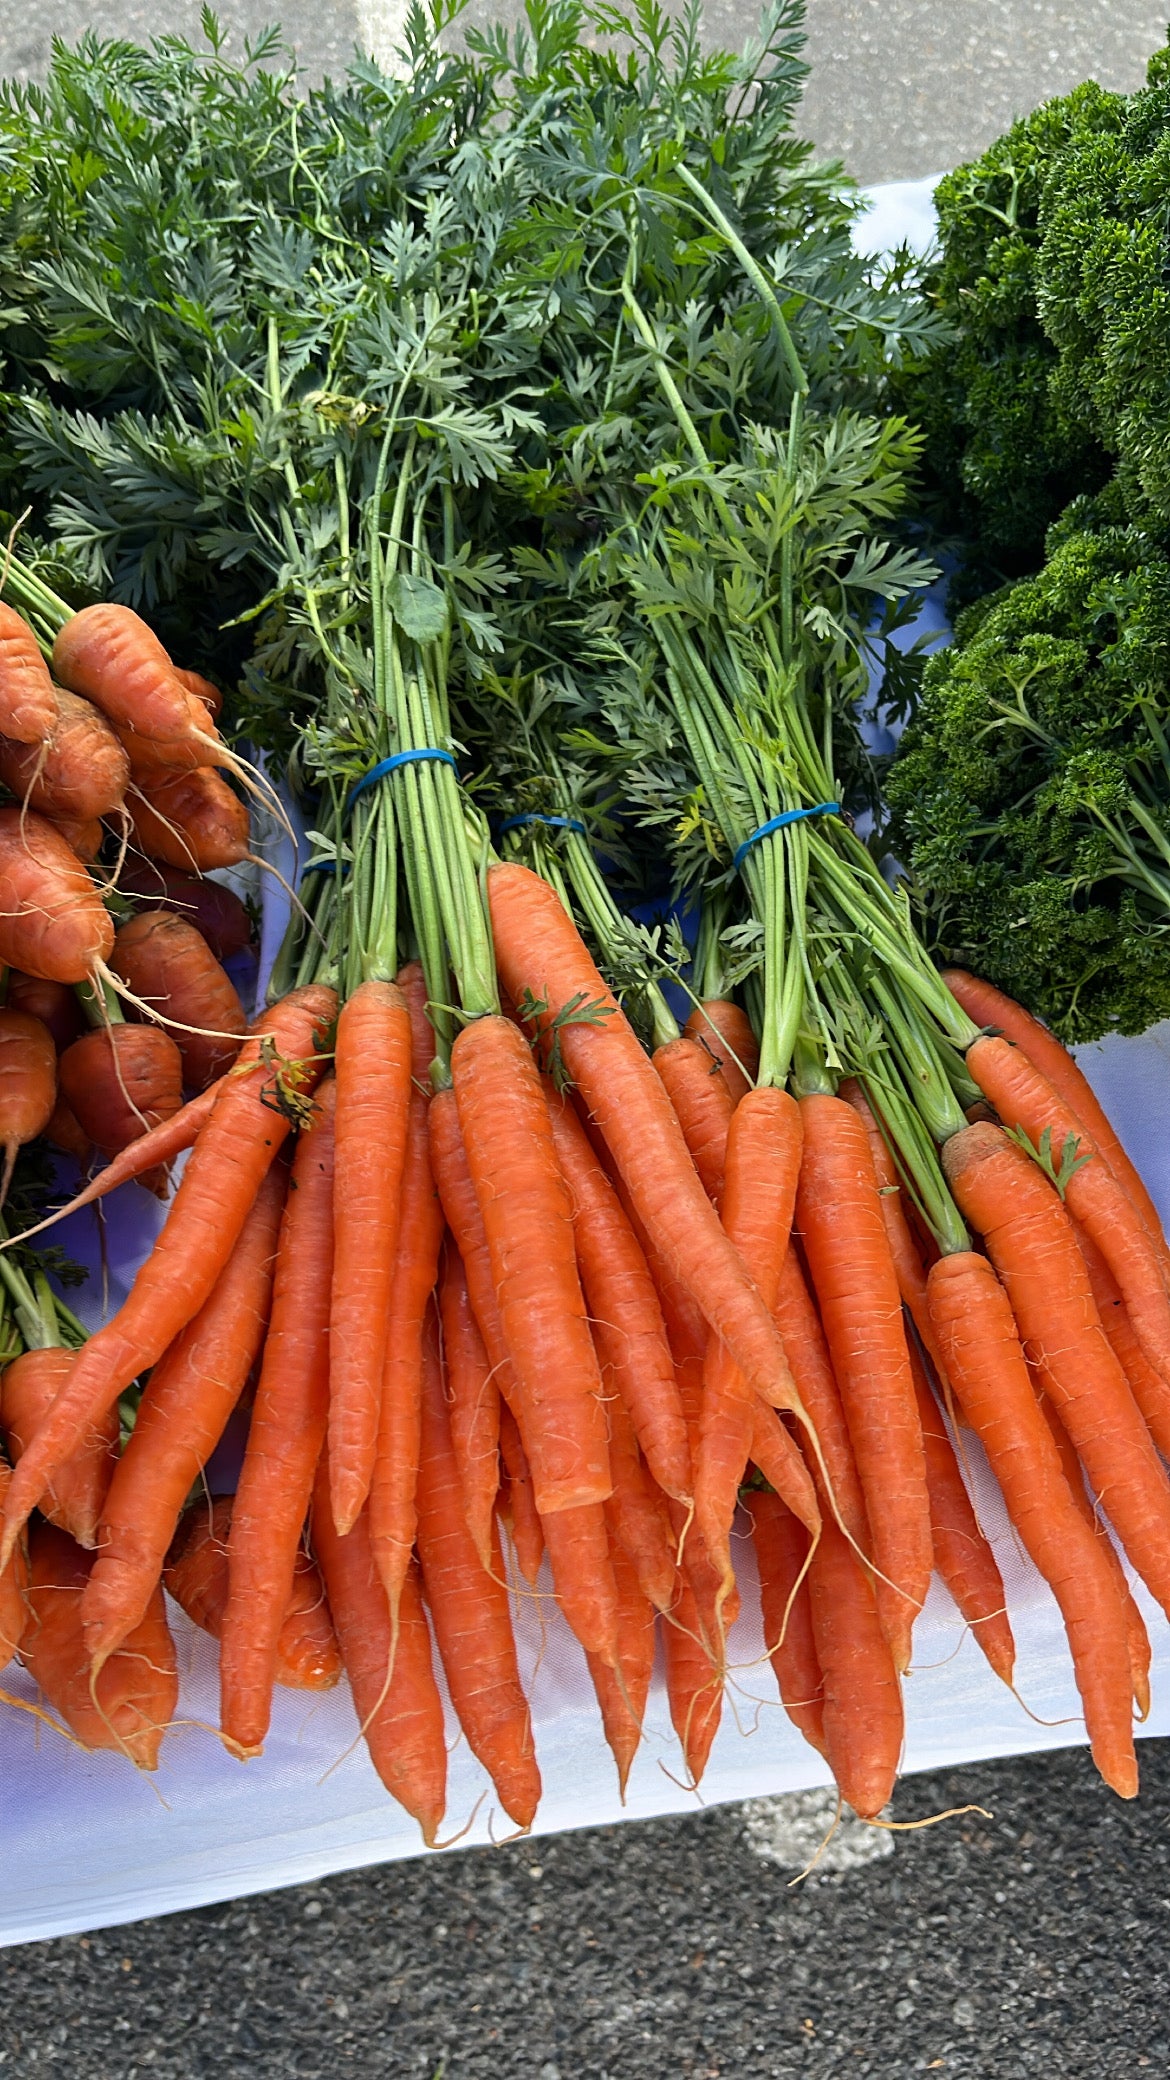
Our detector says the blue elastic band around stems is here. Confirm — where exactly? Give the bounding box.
[345,747,458,816]
[498,812,587,837]
[732,800,839,874]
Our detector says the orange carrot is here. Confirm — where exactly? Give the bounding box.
[0,1454,27,1662]
[438,1245,500,1571]
[1,1347,117,1549]
[51,815,103,863]
[81,1159,288,1666]
[796,1093,931,1672]
[544,1081,691,1504]
[15,1081,219,1239]
[488,863,806,1427]
[1036,1388,1151,1720]
[173,667,224,720]
[43,1095,91,1167]
[429,1087,520,1405]
[586,1535,655,1800]
[6,972,82,1054]
[746,1486,826,1759]
[120,691,221,782]
[328,977,413,1534]
[943,1120,1170,1624]
[841,1078,951,1387]
[310,1454,446,1844]
[0,983,336,1568]
[128,769,250,874]
[652,1032,736,1203]
[453,1011,612,1516]
[927,1246,1138,1797]
[604,1391,679,1615]
[0,605,57,744]
[19,1522,177,1770]
[1072,1215,1170,1459]
[0,1007,56,1198]
[368,969,444,1611]
[807,1516,904,1819]
[908,1340,1014,1687]
[58,1025,183,1179]
[684,999,759,1106]
[164,1497,341,1693]
[416,1313,540,1829]
[772,1252,871,1557]
[539,1498,621,1666]
[118,859,254,964]
[52,605,194,743]
[0,807,114,982]
[0,686,129,822]
[110,910,247,1091]
[662,1574,723,1788]
[966,1034,1170,1387]
[220,1082,337,1756]
[497,1402,544,1587]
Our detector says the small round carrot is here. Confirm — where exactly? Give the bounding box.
[807,1515,904,1820]
[437,1244,499,1572]
[585,1534,655,1801]
[1,1347,117,1550]
[966,1034,1170,1388]
[684,998,759,1105]
[117,859,254,963]
[1036,1388,1151,1719]
[603,1390,679,1615]
[1072,1215,1170,1460]
[310,1455,446,1845]
[453,1011,612,1517]
[544,1080,691,1504]
[368,971,445,1614]
[0,983,336,1569]
[0,1453,28,1664]
[662,1572,723,1789]
[6,972,82,1054]
[0,807,114,983]
[81,1158,288,1666]
[796,1093,931,1672]
[20,1521,177,1770]
[52,605,193,743]
[58,1025,184,1171]
[908,1340,1014,1687]
[328,977,413,1535]
[0,1007,56,1199]
[220,1083,337,1756]
[745,1486,826,1760]
[416,1314,541,1830]
[0,605,57,744]
[943,1120,1170,1624]
[167,1499,341,1693]
[927,1246,1138,1798]
[0,686,129,823]
[497,1401,544,1587]
[128,769,250,874]
[110,909,247,1091]
[652,1032,736,1203]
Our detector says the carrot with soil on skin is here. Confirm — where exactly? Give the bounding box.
[965,1034,1170,1388]
[328,977,413,1535]
[80,1158,289,1667]
[908,1340,1014,1687]
[544,1080,691,1504]
[117,860,254,964]
[164,1497,341,1693]
[0,1008,56,1201]
[0,686,129,825]
[603,1391,679,1615]
[438,1245,500,1573]
[0,982,336,1570]
[1072,1215,1170,1460]
[310,1453,447,1844]
[1036,1388,1151,1720]
[0,1455,27,1663]
[219,1082,337,1756]
[840,1078,951,1389]
[807,1515,905,1820]
[368,966,445,1611]
[1,1348,117,1549]
[795,1092,931,1673]
[651,1031,737,1203]
[684,999,759,1106]
[0,807,113,983]
[453,1009,613,1518]
[746,1486,826,1760]
[0,604,58,744]
[19,1522,177,1770]
[416,1311,541,1829]
[943,1120,1170,1625]
[926,1245,1138,1798]
[5,972,81,1054]
[110,909,247,1092]
[497,1401,543,1587]
[586,1534,656,1800]
[58,1025,184,1171]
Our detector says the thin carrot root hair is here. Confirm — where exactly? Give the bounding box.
[92,961,249,1049]
[788,1791,845,1888]
[189,731,297,845]
[866,1802,992,1834]
[315,1603,402,1787]
[429,1789,487,1853]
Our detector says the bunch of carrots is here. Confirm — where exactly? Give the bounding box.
[0,571,1164,1838]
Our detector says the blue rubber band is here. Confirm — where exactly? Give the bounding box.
[299,860,349,881]
[345,747,457,815]
[498,813,587,837]
[732,801,839,873]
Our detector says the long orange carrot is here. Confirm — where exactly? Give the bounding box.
[544,1082,691,1504]
[1036,1388,1151,1720]
[20,1522,178,1770]
[164,1497,341,1694]
[603,1392,679,1615]
[369,968,445,1616]
[652,1032,736,1203]
[840,1079,950,1386]
[772,1252,870,1558]
[944,1120,1170,1624]
[796,1093,931,1672]
[416,1313,540,1829]
[1071,1215,1170,1460]
[1,1348,117,1550]
[908,1340,1014,1687]
[453,1012,611,1516]
[586,1534,655,1801]
[497,1402,544,1588]
[662,1574,723,1788]
[220,1082,337,1756]
[927,1246,1138,1797]
[807,1516,904,1820]
[328,977,413,1534]
[488,863,807,1426]
[539,1498,621,1666]
[438,1245,500,1572]
[746,1486,826,1760]
[310,1453,446,1844]
[429,1086,522,1415]
[0,983,336,1570]
[10,1081,220,1245]
[684,999,759,1106]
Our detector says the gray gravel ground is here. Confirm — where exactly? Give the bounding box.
[2,1742,1168,2075]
